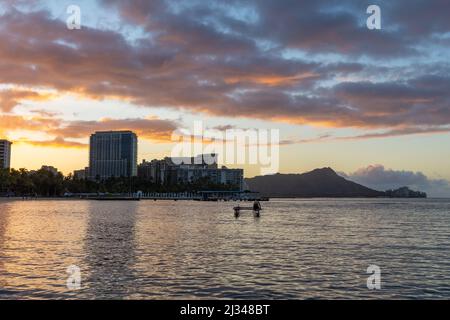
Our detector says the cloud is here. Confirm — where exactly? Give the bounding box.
[339,126,450,140]
[280,126,450,145]
[210,124,238,131]
[0,1,448,137]
[29,109,62,117]
[0,114,180,146]
[344,165,450,197]
[50,117,179,142]
[0,114,61,136]
[101,0,416,57]
[333,76,450,128]
[0,89,54,112]
[15,136,88,149]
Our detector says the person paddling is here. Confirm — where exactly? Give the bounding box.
[253,200,261,211]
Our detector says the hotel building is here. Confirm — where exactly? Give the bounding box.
[0,140,12,169]
[88,131,137,180]
[138,154,244,191]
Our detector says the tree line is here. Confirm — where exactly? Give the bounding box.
[0,168,239,197]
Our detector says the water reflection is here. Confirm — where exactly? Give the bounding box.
[0,200,88,299]
[0,201,12,291]
[0,199,450,299]
[82,201,139,299]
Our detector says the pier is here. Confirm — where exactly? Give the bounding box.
[63,190,269,201]
[139,191,266,201]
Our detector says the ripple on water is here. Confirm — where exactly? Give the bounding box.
[0,198,449,299]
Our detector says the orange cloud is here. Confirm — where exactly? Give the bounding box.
[49,118,179,142]
[0,114,61,137]
[0,114,180,148]
[0,89,55,112]
[14,136,88,149]
[225,72,319,86]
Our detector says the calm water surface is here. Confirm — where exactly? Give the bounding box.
[0,198,449,299]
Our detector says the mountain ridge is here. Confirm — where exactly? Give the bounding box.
[245,167,385,198]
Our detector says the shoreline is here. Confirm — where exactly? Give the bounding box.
[0,196,445,201]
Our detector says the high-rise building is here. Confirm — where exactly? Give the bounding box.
[0,140,12,169]
[88,131,137,180]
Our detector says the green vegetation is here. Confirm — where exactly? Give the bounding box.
[0,168,239,197]
[0,168,65,197]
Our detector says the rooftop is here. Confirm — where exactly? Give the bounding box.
[91,131,136,135]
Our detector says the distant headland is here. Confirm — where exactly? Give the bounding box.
[245,168,427,198]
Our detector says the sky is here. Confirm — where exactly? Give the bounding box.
[1,0,450,196]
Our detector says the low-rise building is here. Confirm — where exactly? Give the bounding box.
[137,154,244,190]
[73,167,89,180]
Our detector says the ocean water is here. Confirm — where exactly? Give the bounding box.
[0,198,449,300]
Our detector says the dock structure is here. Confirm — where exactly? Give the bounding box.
[140,190,266,201]
[94,197,140,201]
[197,190,266,201]
[140,192,202,200]
[63,191,268,202]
